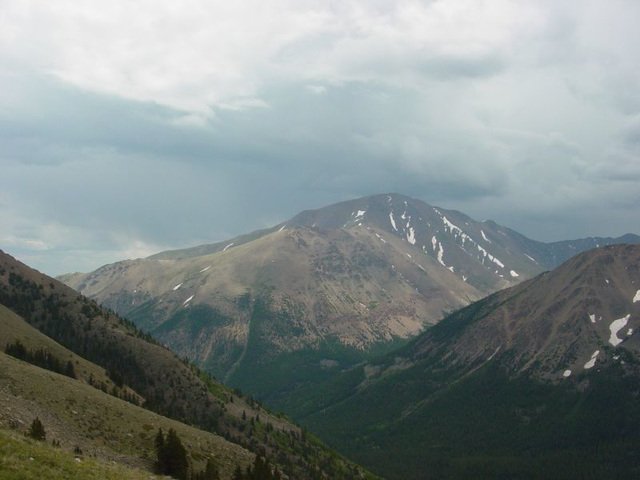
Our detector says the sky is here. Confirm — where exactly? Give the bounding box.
[1,0,639,276]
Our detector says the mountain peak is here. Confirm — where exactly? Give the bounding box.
[410,243,640,380]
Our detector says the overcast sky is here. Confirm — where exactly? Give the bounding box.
[1,0,639,275]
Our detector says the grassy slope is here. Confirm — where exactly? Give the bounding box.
[0,304,140,402]
[0,352,253,477]
[0,428,161,480]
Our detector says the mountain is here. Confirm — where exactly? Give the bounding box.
[0,249,377,480]
[59,193,639,403]
[287,244,640,480]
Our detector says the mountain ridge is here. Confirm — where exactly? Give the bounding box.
[56,193,639,403]
[284,244,640,479]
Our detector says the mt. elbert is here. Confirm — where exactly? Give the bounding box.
[60,193,639,400]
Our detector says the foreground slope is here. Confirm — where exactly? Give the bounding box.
[0,428,161,480]
[59,194,638,402]
[0,249,376,480]
[291,244,640,480]
[0,351,253,477]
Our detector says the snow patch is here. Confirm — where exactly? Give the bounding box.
[563,370,572,378]
[431,236,437,251]
[589,314,596,324]
[524,254,538,264]
[406,253,412,259]
[183,295,194,306]
[487,346,501,361]
[389,212,398,231]
[407,227,416,245]
[436,242,446,267]
[223,243,234,252]
[605,278,610,284]
[278,225,286,232]
[476,244,505,269]
[584,350,599,369]
[200,266,211,273]
[627,328,633,336]
[374,233,386,243]
[634,290,640,303]
[510,270,519,278]
[609,314,631,346]
[173,283,183,291]
[355,210,366,218]
[481,230,491,243]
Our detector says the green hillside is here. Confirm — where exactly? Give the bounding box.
[0,250,377,480]
[0,428,160,480]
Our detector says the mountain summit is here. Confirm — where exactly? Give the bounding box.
[59,193,638,402]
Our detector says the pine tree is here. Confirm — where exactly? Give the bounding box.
[156,428,189,480]
[232,465,245,480]
[27,417,46,441]
[5,340,27,360]
[155,428,167,474]
[64,360,76,379]
[203,458,220,480]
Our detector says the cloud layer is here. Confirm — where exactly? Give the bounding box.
[1,0,639,274]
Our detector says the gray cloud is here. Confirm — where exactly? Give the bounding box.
[1,1,639,275]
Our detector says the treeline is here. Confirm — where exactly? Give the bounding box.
[5,340,76,379]
[88,373,140,406]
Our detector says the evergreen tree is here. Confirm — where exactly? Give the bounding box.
[191,458,220,480]
[156,428,189,480]
[232,465,245,480]
[27,417,46,441]
[64,360,76,379]
[203,458,220,480]
[5,340,27,360]
[155,428,167,475]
